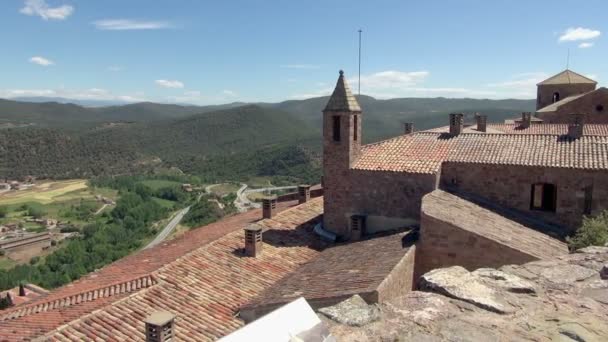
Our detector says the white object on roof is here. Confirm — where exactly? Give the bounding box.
[221,297,334,342]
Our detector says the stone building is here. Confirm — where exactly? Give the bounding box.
[322,70,608,240]
[535,69,608,123]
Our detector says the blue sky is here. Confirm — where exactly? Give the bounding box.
[1,0,606,105]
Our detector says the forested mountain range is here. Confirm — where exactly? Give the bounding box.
[0,96,534,182]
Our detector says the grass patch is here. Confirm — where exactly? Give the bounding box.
[246,177,273,189]
[0,180,88,205]
[209,183,241,197]
[0,257,17,270]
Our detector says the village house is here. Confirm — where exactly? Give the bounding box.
[0,69,606,341]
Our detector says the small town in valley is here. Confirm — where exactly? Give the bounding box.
[1,1,608,341]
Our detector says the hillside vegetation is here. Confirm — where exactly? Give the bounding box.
[0,96,534,182]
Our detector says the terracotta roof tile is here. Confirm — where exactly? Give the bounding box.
[422,190,568,259]
[243,230,414,310]
[537,69,597,85]
[353,130,608,173]
[0,199,323,341]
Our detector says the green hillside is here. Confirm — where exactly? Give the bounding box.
[0,96,535,182]
[0,104,317,180]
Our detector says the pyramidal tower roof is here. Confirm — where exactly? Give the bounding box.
[537,69,597,85]
[324,70,361,112]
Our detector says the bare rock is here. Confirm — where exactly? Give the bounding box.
[318,295,380,327]
[419,266,513,314]
[576,246,608,254]
[539,264,597,285]
[472,268,536,294]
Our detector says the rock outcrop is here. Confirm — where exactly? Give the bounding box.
[324,247,608,341]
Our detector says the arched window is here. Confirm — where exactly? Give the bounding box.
[552,92,560,103]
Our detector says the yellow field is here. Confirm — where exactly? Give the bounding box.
[0,180,88,205]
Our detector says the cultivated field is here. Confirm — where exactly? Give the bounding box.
[0,180,88,205]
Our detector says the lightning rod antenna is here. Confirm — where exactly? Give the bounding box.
[358,29,362,96]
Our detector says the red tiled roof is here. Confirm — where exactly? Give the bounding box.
[423,123,608,136]
[422,190,568,259]
[243,230,413,311]
[0,199,323,341]
[353,131,608,173]
[487,123,608,135]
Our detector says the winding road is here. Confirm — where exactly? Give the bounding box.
[143,206,190,249]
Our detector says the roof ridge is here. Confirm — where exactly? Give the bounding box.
[46,277,166,340]
[0,274,157,321]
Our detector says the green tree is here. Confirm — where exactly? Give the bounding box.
[568,211,608,250]
[0,206,7,218]
[27,205,46,219]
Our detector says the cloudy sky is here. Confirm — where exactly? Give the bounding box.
[0,0,606,104]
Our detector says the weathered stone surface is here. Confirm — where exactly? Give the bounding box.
[472,268,536,294]
[577,246,608,254]
[326,247,608,341]
[539,264,597,285]
[419,266,513,314]
[318,295,380,327]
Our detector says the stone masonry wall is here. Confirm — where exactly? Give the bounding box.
[440,163,608,235]
[541,88,608,124]
[325,169,438,239]
[536,83,596,110]
[415,213,538,281]
[376,246,416,303]
[323,110,361,237]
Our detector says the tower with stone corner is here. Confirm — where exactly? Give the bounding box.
[322,70,362,238]
[536,69,597,110]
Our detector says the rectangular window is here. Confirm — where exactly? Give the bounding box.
[332,116,341,142]
[353,115,358,141]
[530,183,557,212]
[584,186,593,215]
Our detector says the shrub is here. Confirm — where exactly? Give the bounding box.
[0,206,7,218]
[568,211,608,250]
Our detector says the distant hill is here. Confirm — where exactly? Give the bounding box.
[0,105,317,180]
[269,96,536,142]
[0,96,535,180]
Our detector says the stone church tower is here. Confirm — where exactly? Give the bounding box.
[536,69,597,110]
[322,70,362,238]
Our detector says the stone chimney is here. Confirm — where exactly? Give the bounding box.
[449,113,464,136]
[244,225,263,257]
[403,122,414,134]
[350,215,366,241]
[262,195,277,219]
[521,112,532,128]
[144,311,176,342]
[18,284,26,297]
[568,113,584,139]
[476,115,487,132]
[297,184,311,204]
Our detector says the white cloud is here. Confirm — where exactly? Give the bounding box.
[280,64,321,69]
[292,70,545,100]
[222,90,237,96]
[93,19,172,31]
[487,72,548,88]
[20,0,74,20]
[558,27,601,42]
[155,79,184,89]
[579,42,594,48]
[351,70,430,91]
[0,87,146,102]
[29,56,54,66]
